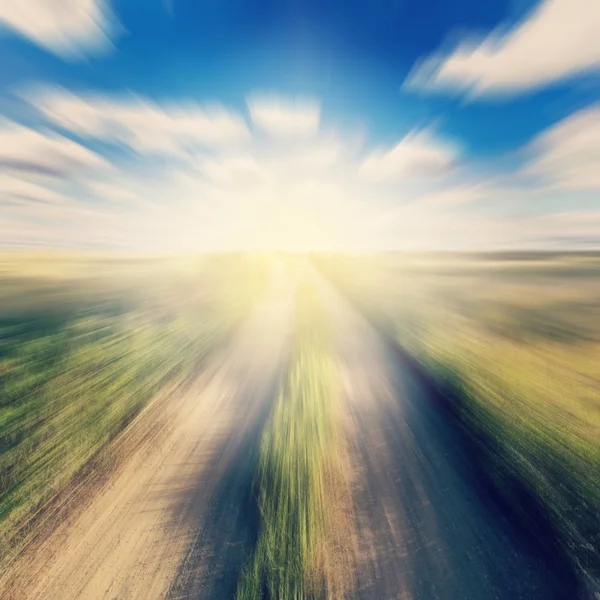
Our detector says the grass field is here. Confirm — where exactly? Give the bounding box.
[316,252,600,585]
[0,253,271,567]
[237,283,348,600]
[4,251,598,594]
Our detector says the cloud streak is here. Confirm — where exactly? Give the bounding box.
[0,0,121,59]
[406,0,600,96]
[359,130,458,182]
[0,120,107,177]
[526,104,600,190]
[247,96,321,138]
[25,87,251,157]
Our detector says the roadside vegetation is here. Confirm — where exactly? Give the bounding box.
[316,253,600,587]
[0,253,270,568]
[237,283,349,600]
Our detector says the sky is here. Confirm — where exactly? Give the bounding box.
[0,0,599,251]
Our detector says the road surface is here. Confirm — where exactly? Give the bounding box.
[324,280,573,600]
[0,271,296,600]
[0,269,575,599]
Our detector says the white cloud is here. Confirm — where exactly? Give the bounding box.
[84,180,147,206]
[0,0,121,59]
[516,210,600,247]
[199,155,269,185]
[247,95,320,137]
[359,130,458,182]
[4,90,599,252]
[527,105,600,189]
[0,123,365,251]
[417,185,488,207]
[25,87,251,156]
[0,174,68,206]
[406,0,600,96]
[0,120,107,176]
[368,200,600,251]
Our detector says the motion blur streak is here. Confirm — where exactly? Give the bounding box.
[0,258,296,599]
[0,254,597,599]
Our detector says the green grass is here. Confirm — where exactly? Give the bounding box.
[237,285,343,600]
[0,253,271,567]
[316,252,600,584]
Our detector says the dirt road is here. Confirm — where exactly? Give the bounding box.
[1,268,577,599]
[0,271,296,600]
[324,282,574,600]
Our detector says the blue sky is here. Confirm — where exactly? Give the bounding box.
[1,0,599,250]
